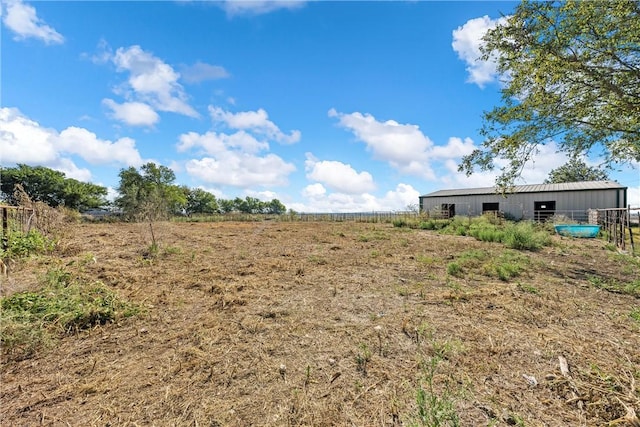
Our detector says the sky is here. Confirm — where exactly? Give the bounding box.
[1,0,638,212]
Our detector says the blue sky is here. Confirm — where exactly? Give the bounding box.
[1,0,638,212]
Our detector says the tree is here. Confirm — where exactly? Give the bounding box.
[114,163,186,220]
[544,157,609,184]
[0,164,107,210]
[460,0,640,188]
[185,188,219,216]
[265,199,286,214]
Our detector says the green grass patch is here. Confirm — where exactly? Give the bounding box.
[587,276,640,297]
[449,249,529,282]
[630,307,640,324]
[1,268,139,361]
[0,229,54,258]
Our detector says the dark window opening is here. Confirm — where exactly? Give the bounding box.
[482,202,499,213]
[441,203,455,218]
[534,201,556,222]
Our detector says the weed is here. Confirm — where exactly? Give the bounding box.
[517,282,540,294]
[446,262,463,277]
[0,229,53,258]
[587,275,640,297]
[1,268,139,361]
[630,307,640,324]
[355,343,372,375]
[407,356,460,427]
[308,255,328,265]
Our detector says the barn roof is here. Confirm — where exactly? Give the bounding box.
[421,181,626,198]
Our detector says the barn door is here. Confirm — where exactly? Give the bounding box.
[534,201,556,222]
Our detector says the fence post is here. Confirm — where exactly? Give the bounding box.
[2,207,8,251]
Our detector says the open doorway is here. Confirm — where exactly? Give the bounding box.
[534,201,556,222]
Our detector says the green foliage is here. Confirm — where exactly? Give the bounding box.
[0,164,107,210]
[1,268,139,360]
[185,187,219,216]
[0,230,53,258]
[630,307,640,324]
[503,222,551,251]
[115,162,186,221]
[446,262,463,277]
[587,276,640,297]
[408,357,460,427]
[460,0,640,188]
[544,157,609,184]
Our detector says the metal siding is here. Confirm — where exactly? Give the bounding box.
[420,188,623,218]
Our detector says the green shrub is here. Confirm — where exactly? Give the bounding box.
[1,268,139,360]
[447,262,463,277]
[503,222,550,251]
[0,230,53,258]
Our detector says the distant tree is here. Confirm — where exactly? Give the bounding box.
[265,199,287,214]
[185,188,219,216]
[460,0,640,189]
[115,163,186,221]
[544,157,609,184]
[0,164,107,210]
[218,199,235,214]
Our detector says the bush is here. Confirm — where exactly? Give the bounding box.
[0,230,53,258]
[503,222,550,251]
[1,268,139,360]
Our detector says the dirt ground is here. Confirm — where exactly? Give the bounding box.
[1,220,639,426]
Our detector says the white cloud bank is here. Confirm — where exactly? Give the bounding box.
[0,107,144,181]
[1,0,64,44]
[452,15,508,87]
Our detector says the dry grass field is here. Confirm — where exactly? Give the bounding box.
[1,220,639,426]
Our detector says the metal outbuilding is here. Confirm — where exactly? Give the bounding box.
[419,181,628,221]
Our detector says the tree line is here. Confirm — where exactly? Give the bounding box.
[0,163,287,219]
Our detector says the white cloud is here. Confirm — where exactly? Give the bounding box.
[56,127,144,166]
[430,137,476,159]
[219,0,305,17]
[452,15,508,87]
[0,107,144,181]
[177,130,268,155]
[291,182,421,213]
[210,106,301,144]
[302,183,326,198]
[179,128,296,188]
[185,154,295,187]
[54,158,92,182]
[0,107,59,164]
[109,45,199,119]
[102,99,159,127]
[329,108,437,179]
[304,153,375,194]
[2,0,64,44]
[180,61,230,84]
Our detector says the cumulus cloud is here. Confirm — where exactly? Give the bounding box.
[219,0,306,17]
[185,154,295,187]
[56,127,144,166]
[0,107,144,181]
[329,108,439,179]
[180,61,230,84]
[452,15,508,87]
[292,182,421,213]
[209,106,301,144]
[177,131,269,155]
[102,99,159,127]
[98,44,198,124]
[178,129,296,188]
[304,153,375,194]
[2,0,64,44]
